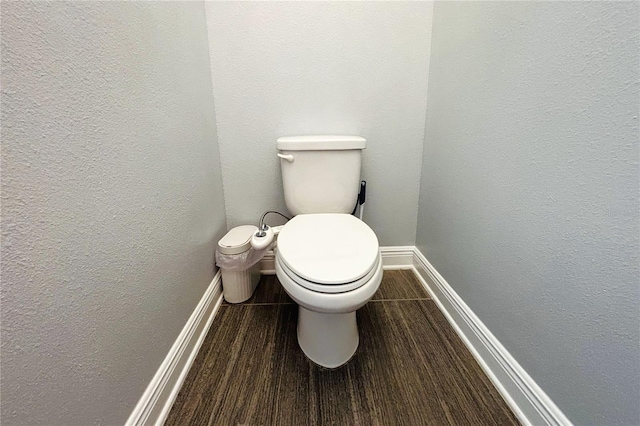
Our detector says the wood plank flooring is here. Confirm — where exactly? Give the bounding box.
[166,270,519,426]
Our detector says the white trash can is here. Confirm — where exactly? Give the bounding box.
[217,225,261,304]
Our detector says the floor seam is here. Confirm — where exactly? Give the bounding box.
[371,298,431,302]
[224,298,432,307]
[223,302,295,306]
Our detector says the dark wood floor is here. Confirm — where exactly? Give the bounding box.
[166,270,519,426]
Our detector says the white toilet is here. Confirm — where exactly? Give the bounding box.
[274,135,383,368]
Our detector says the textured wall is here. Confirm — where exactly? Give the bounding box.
[205,1,433,245]
[416,2,639,424]
[1,2,226,424]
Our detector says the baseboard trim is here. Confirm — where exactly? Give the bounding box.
[411,248,571,426]
[260,246,415,275]
[259,251,275,275]
[379,246,415,269]
[125,271,224,426]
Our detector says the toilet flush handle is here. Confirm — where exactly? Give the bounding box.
[277,153,294,163]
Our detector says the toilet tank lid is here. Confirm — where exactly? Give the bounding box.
[276,135,366,151]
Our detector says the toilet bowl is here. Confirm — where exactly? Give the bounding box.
[275,213,382,368]
[274,135,381,367]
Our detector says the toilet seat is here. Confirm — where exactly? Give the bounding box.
[276,252,383,314]
[277,213,380,286]
[277,252,380,294]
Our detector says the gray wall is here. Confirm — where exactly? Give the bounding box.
[205,1,433,245]
[416,2,639,425]
[0,2,226,424]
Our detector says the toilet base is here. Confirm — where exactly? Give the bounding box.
[297,307,359,369]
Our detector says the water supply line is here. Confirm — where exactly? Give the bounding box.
[251,210,291,250]
[256,210,291,236]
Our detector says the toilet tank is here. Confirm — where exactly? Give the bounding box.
[277,135,365,216]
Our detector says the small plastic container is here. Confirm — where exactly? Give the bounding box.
[217,225,262,303]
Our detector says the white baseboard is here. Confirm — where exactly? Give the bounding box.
[260,246,415,275]
[379,246,415,269]
[259,251,275,275]
[411,248,571,426]
[126,272,224,426]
